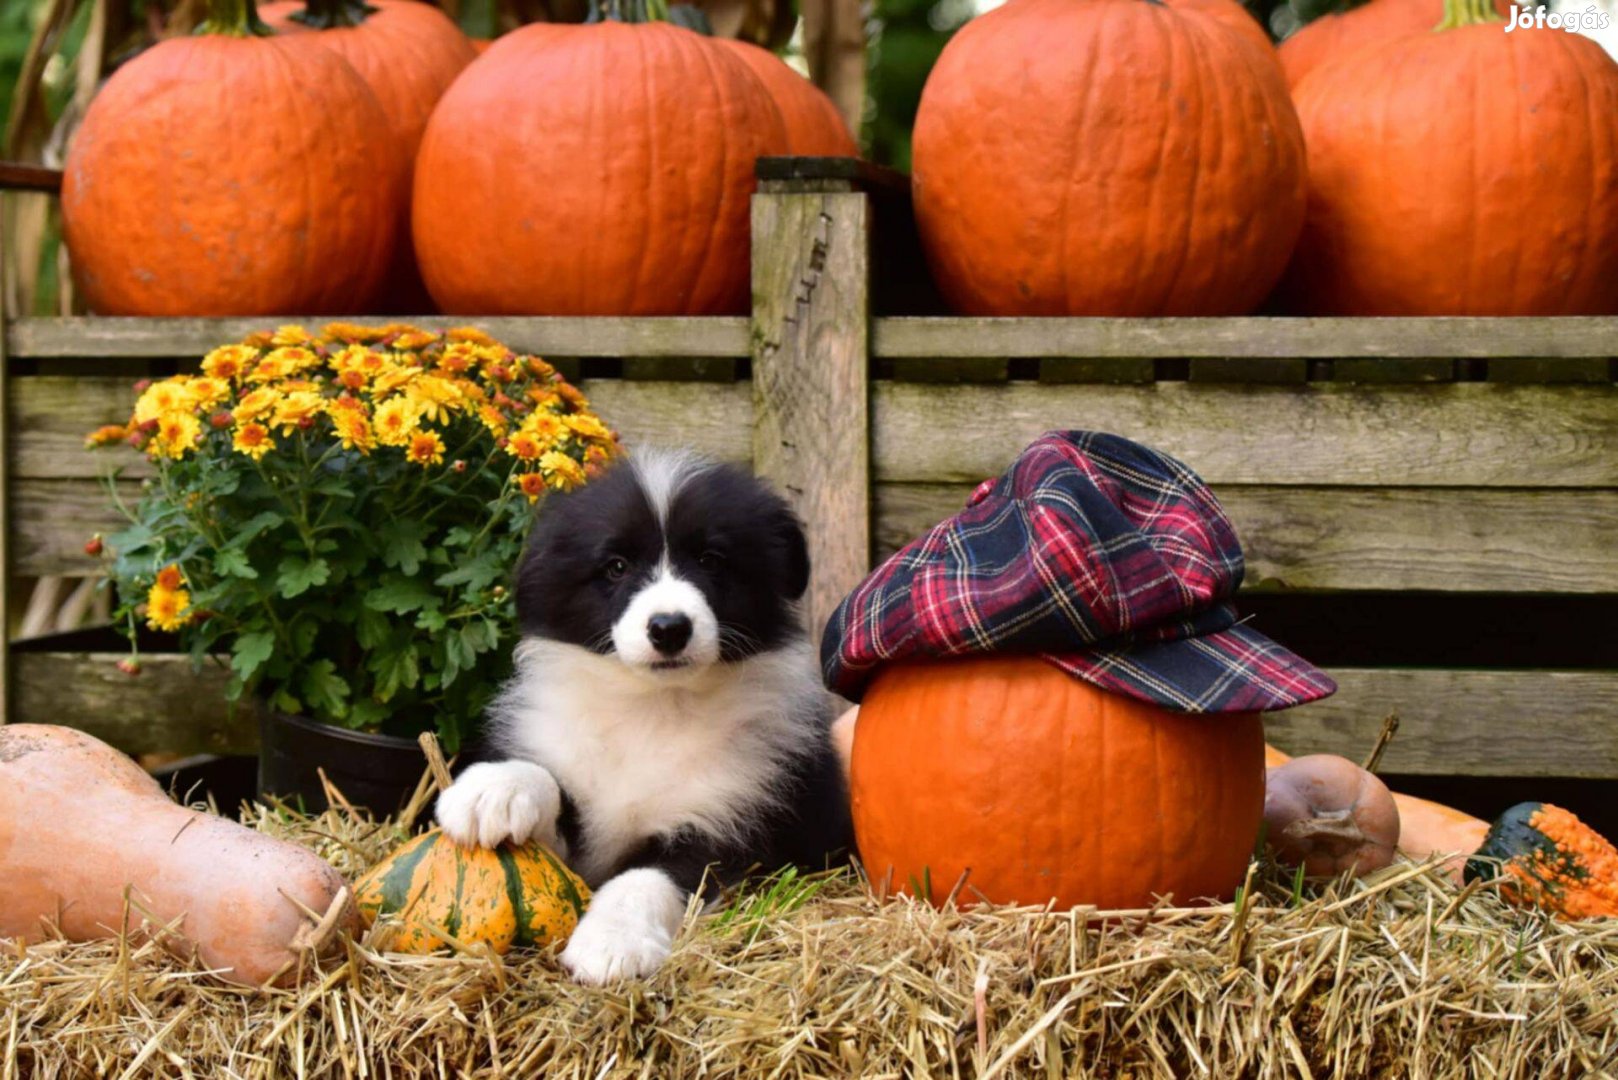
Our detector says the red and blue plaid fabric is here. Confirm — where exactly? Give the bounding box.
[822,431,1336,713]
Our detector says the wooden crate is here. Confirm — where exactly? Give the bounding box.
[3,159,1616,786]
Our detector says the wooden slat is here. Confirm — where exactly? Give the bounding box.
[752,187,873,649]
[873,381,1618,487]
[12,478,130,576]
[12,652,261,755]
[0,162,63,193]
[580,379,752,463]
[874,483,1618,593]
[872,316,1618,359]
[1267,668,1618,778]
[6,316,753,359]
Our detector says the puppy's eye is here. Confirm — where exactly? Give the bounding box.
[698,550,726,572]
[603,556,629,582]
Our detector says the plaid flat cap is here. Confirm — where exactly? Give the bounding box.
[822,431,1336,713]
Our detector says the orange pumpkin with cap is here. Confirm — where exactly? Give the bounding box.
[821,431,1336,910]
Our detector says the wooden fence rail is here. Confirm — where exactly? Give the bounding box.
[3,158,1616,782]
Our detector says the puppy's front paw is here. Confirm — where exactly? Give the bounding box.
[435,760,562,851]
[560,868,688,985]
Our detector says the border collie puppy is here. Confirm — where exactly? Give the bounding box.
[435,449,851,984]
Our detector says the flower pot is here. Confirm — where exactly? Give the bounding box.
[257,711,429,818]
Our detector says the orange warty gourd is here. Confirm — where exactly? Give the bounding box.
[910,0,1305,317]
[1282,0,1618,315]
[413,19,787,316]
[1466,803,1618,920]
[260,0,476,312]
[851,658,1265,910]
[61,0,405,316]
[715,39,858,157]
[1277,0,1509,88]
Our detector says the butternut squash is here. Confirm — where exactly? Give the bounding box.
[0,725,356,986]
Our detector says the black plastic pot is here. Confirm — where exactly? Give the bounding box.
[257,711,430,817]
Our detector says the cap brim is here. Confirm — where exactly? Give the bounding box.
[1042,623,1337,714]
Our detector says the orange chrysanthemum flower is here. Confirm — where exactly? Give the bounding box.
[201,344,259,382]
[515,472,548,503]
[85,424,129,448]
[155,564,185,591]
[232,422,273,460]
[407,430,446,467]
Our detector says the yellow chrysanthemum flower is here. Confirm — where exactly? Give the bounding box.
[373,397,423,447]
[371,362,419,398]
[271,325,312,347]
[232,422,274,460]
[522,411,566,444]
[272,390,326,434]
[446,326,496,347]
[407,374,464,423]
[248,353,293,383]
[391,328,438,350]
[515,472,547,503]
[233,387,278,423]
[539,450,586,491]
[333,409,375,453]
[506,430,545,461]
[152,412,201,459]
[133,378,192,424]
[85,424,129,448]
[146,584,192,632]
[527,387,561,410]
[187,376,229,411]
[438,342,482,375]
[323,322,386,344]
[407,430,445,467]
[476,404,509,438]
[201,344,259,382]
[562,412,610,441]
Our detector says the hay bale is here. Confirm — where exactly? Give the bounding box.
[3,801,1615,1078]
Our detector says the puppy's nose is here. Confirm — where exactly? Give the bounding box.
[647,612,693,655]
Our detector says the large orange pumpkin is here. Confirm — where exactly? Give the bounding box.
[911,0,1305,317]
[1282,6,1618,315]
[851,657,1265,910]
[1168,0,1275,59]
[1277,0,1508,88]
[715,39,857,157]
[260,0,476,312]
[413,20,787,316]
[61,0,404,316]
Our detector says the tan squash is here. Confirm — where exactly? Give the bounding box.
[0,725,356,986]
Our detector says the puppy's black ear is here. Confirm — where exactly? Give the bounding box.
[772,503,811,600]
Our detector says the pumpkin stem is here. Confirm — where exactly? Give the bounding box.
[1436,0,1502,30]
[197,0,273,36]
[289,0,380,30]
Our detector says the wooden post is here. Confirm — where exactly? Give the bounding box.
[750,161,873,657]
[0,189,12,724]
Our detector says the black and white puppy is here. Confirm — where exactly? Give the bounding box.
[436,448,852,984]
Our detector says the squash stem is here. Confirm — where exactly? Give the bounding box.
[289,0,380,30]
[1436,0,1502,29]
[198,0,273,36]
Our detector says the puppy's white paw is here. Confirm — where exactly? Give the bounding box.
[560,868,688,985]
[435,760,563,851]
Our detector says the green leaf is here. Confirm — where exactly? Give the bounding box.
[301,660,350,719]
[461,619,498,656]
[414,606,448,633]
[231,630,276,681]
[365,577,438,614]
[434,552,503,594]
[356,607,390,649]
[368,640,420,701]
[380,521,431,576]
[277,556,330,599]
[290,618,320,657]
[348,698,388,731]
[214,547,259,580]
[232,510,284,545]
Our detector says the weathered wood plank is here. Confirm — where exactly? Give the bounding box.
[12,652,262,755]
[872,317,1618,359]
[874,483,1618,593]
[8,375,751,481]
[1267,668,1618,778]
[11,478,132,577]
[873,381,1618,487]
[752,188,872,649]
[6,316,753,359]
